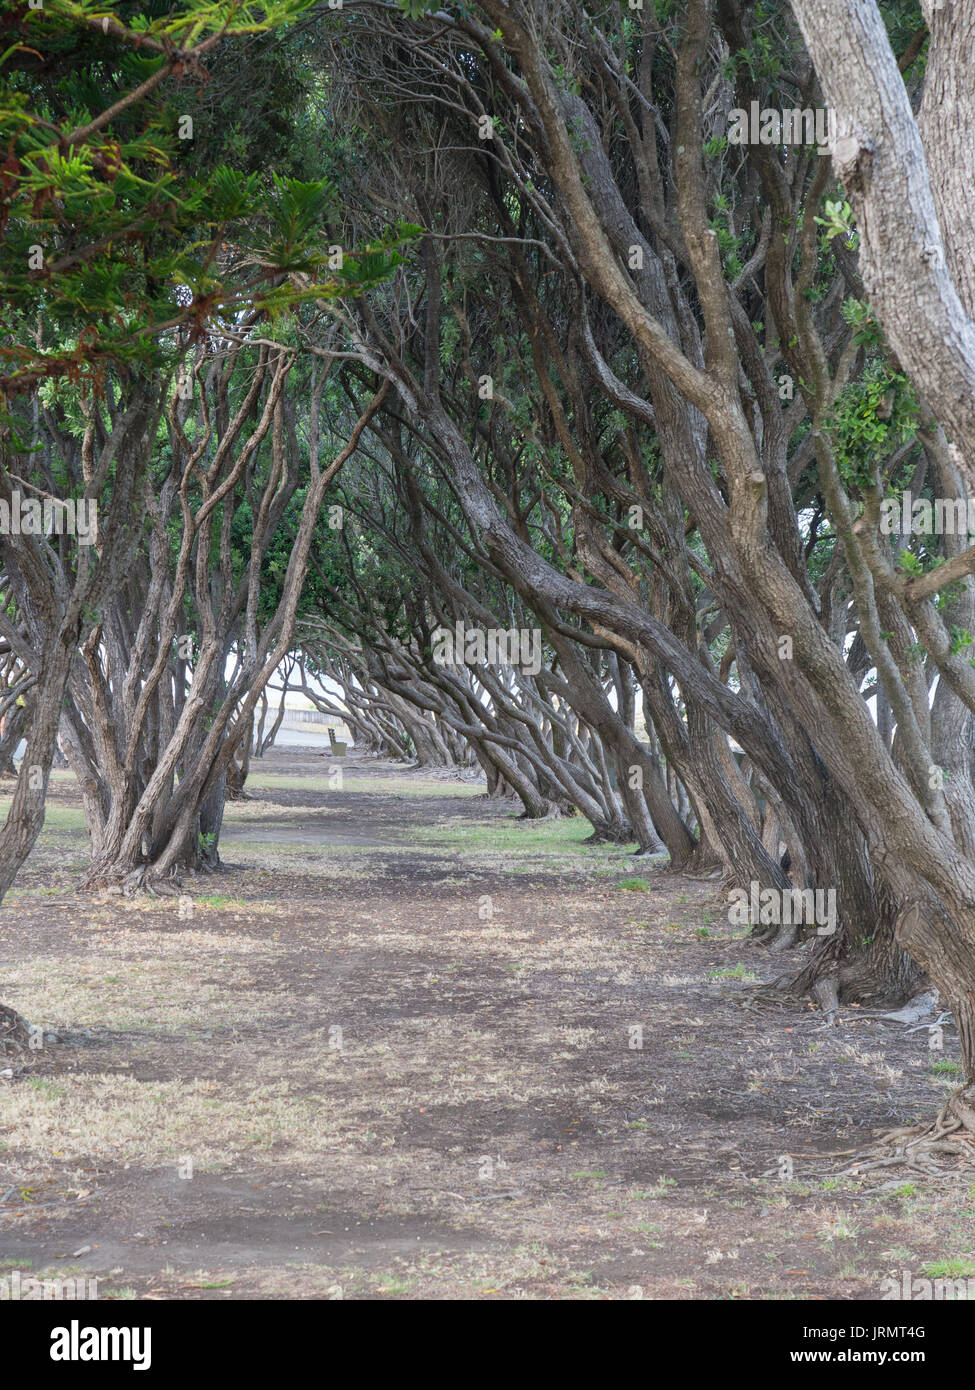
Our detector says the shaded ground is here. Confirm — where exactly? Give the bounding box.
[1,749,973,1300]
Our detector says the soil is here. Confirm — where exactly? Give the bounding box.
[1,748,973,1300]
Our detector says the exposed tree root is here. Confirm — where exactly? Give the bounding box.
[84,865,185,897]
[733,987,798,1014]
[810,1088,975,1180]
[124,870,184,898]
[810,974,840,1019]
[0,1003,32,1051]
[670,844,723,878]
[582,826,635,845]
[86,854,228,896]
[674,862,725,880]
[0,1004,60,1052]
[518,804,570,823]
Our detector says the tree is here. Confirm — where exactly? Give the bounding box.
[289,0,975,1143]
[0,0,404,1040]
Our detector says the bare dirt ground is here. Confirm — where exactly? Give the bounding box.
[1,748,973,1300]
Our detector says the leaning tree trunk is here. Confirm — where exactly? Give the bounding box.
[0,628,77,899]
[226,720,251,800]
[0,628,80,1031]
[154,770,228,874]
[781,874,926,1014]
[0,701,27,777]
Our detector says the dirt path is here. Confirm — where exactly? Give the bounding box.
[1,750,972,1299]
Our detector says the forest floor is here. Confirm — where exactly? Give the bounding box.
[1,748,973,1301]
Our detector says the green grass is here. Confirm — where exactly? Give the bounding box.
[710,962,756,980]
[408,814,623,864]
[920,1258,975,1278]
[244,772,484,799]
[0,801,87,834]
[0,779,639,883]
[632,1178,677,1198]
[374,1275,414,1296]
[616,876,652,891]
[220,839,333,857]
[25,1077,65,1100]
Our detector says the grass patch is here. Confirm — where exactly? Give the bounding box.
[710,963,756,981]
[244,773,484,799]
[920,1258,975,1279]
[0,802,87,834]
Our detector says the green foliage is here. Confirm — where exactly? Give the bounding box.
[338,221,425,291]
[935,580,967,613]
[826,362,919,490]
[709,193,749,281]
[0,0,412,399]
[397,0,442,16]
[950,626,974,657]
[815,196,857,249]
[730,32,782,85]
[840,297,883,350]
